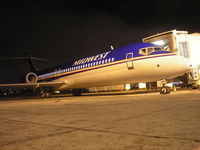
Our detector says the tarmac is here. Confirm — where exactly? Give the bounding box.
[0,89,200,150]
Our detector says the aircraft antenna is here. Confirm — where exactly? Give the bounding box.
[110,45,114,50]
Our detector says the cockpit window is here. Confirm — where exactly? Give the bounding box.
[141,49,146,53]
[139,47,166,55]
[154,47,162,51]
[147,48,154,53]
[139,48,146,55]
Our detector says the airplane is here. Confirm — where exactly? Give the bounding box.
[0,42,189,97]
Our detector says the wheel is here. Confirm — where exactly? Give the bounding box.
[72,89,82,96]
[41,90,52,98]
[40,88,52,98]
[166,86,171,94]
[41,92,51,98]
[160,86,171,94]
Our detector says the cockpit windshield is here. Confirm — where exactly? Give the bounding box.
[139,47,167,55]
[153,47,162,51]
[147,48,154,53]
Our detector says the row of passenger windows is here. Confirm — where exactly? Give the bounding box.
[39,57,115,78]
[70,57,115,71]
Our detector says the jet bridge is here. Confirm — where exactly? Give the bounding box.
[142,29,200,88]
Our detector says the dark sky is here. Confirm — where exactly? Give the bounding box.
[0,0,200,83]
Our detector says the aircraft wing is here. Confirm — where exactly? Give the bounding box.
[0,81,65,89]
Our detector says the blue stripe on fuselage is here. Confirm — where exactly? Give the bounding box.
[37,43,170,82]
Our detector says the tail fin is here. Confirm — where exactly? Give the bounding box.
[0,52,48,73]
[24,52,38,73]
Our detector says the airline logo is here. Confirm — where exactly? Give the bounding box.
[73,51,111,66]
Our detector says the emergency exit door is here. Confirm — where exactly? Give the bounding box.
[126,53,134,70]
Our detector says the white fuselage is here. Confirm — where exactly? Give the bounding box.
[53,54,189,90]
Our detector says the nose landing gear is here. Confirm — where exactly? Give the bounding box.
[160,86,171,94]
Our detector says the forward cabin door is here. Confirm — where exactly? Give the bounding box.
[126,53,134,70]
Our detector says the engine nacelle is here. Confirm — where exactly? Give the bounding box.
[25,72,38,83]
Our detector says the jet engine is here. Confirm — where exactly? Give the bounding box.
[25,72,38,83]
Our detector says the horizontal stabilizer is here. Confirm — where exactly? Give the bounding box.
[0,57,48,61]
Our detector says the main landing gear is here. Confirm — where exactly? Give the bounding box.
[36,88,52,98]
[72,89,82,96]
[41,92,51,98]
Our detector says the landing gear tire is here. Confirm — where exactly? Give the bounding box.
[41,92,51,98]
[72,89,82,96]
[160,86,171,94]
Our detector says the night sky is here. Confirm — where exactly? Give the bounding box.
[0,0,200,83]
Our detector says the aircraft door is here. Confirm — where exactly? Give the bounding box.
[126,53,134,70]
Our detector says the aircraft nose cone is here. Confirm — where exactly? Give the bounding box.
[176,56,190,74]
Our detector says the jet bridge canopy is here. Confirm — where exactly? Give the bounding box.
[142,30,190,59]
